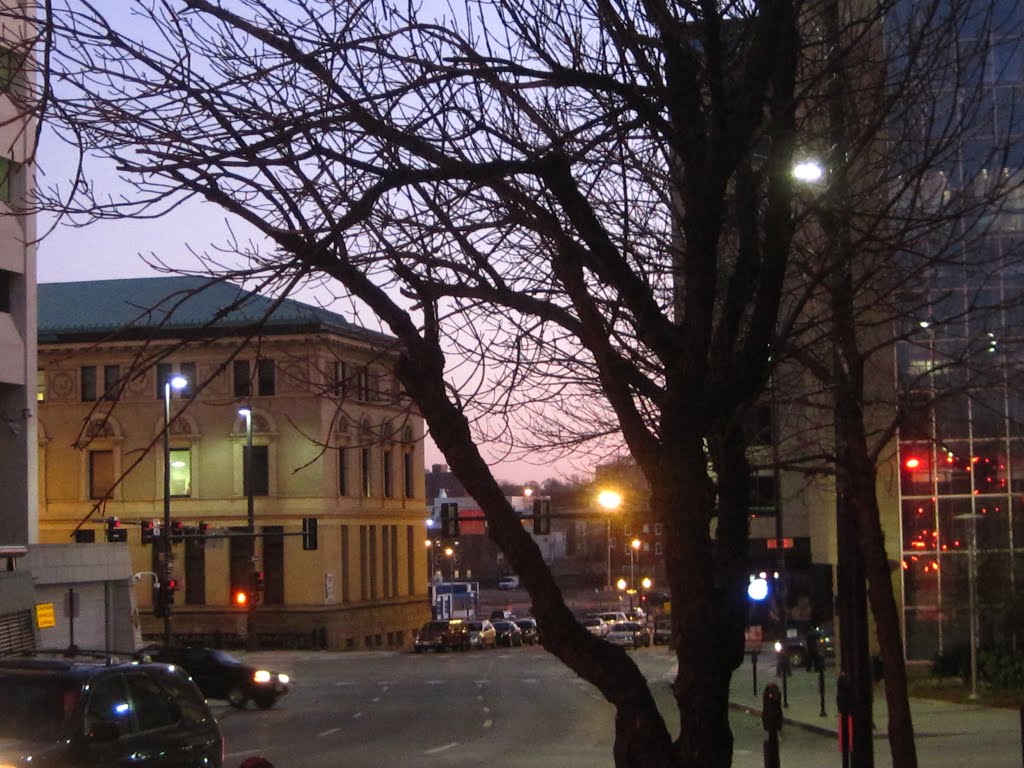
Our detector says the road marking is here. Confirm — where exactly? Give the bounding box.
[522,678,538,684]
[372,696,380,702]
[482,706,490,713]
[425,680,445,685]
[476,695,484,702]
[317,727,342,738]
[334,681,354,686]
[482,719,493,729]
[423,742,459,755]
[474,680,490,686]
[353,711,363,719]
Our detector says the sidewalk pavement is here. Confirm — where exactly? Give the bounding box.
[729,659,1023,750]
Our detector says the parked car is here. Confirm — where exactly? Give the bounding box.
[653,615,673,646]
[415,619,471,652]
[582,617,610,637]
[606,621,654,649]
[492,620,524,647]
[467,620,497,649]
[593,611,628,625]
[489,609,515,621]
[145,645,291,709]
[0,651,223,767]
[497,575,520,590]
[514,618,540,645]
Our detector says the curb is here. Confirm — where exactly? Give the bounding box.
[729,701,837,738]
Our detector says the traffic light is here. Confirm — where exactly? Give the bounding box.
[532,498,551,535]
[153,579,177,618]
[440,502,459,538]
[170,520,184,543]
[233,589,251,608]
[252,571,265,601]
[302,517,318,550]
[141,520,155,545]
[105,517,127,543]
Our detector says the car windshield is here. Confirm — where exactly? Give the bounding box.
[0,675,79,742]
[611,622,640,631]
[467,622,483,631]
[582,618,602,626]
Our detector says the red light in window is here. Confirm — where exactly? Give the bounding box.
[904,457,921,470]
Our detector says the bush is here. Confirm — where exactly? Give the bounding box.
[978,650,1024,691]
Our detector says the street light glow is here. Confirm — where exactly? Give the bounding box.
[238,407,251,417]
[597,490,622,510]
[792,160,824,182]
[631,538,641,550]
[616,578,627,591]
[169,374,188,390]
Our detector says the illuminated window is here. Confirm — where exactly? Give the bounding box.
[169,448,192,497]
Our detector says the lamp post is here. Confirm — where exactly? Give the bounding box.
[597,490,622,590]
[162,374,188,646]
[238,407,256,650]
[629,538,641,611]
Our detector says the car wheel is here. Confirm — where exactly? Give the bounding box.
[254,694,277,710]
[227,687,247,709]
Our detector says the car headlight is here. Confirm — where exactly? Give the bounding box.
[278,673,290,684]
[253,670,272,683]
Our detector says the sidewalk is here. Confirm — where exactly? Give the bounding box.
[729,660,1023,753]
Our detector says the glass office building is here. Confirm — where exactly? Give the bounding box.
[896,0,1024,660]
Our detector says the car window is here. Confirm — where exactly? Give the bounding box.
[467,622,483,630]
[125,672,181,732]
[156,668,210,727]
[0,675,78,741]
[83,673,133,738]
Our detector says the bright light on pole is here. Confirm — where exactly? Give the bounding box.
[597,490,623,590]
[793,159,824,182]
[162,374,188,646]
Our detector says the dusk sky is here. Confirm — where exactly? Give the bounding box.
[36,167,584,487]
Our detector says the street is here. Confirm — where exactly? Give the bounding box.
[214,646,852,768]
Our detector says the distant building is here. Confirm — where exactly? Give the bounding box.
[37,276,430,650]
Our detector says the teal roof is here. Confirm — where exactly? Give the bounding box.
[38,276,394,345]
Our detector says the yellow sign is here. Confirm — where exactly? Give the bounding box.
[35,602,56,629]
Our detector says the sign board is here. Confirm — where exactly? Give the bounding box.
[744,625,764,652]
[766,538,794,550]
[324,573,335,603]
[35,603,56,629]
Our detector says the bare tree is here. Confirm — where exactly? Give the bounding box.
[15,1,1021,765]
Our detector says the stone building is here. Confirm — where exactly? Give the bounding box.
[37,276,430,650]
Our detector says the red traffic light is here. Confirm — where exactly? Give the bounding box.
[234,590,249,606]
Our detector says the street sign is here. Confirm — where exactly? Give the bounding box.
[35,603,56,629]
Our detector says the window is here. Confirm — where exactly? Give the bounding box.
[361,448,372,497]
[359,525,368,600]
[124,673,180,733]
[156,363,172,399]
[341,525,351,603]
[356,369,370,401]
[184,533,205,606]
[81,366,97,402]
[103,365,121,401]
[233,360,251,397]
[169,448,191,497]
[262,526,284,605]
[338,447,349,496]
[0,269,9,313]
[36,370,45,402]
[0,47,22,94]
[403,452,414,499]
[333,361,350,397]
[243,445,269,496]
[179,362,196,396]
[382,525,391,597]
[83,674,131,738]
[749,472,777,516]
[257,359,275,396]
[229,528,255,600]
[406,525,416,595]
[89,450,114,499]
[383,449,393,498]
[0,158,16,204]
[369,525,378,599]
[235,359,275,397]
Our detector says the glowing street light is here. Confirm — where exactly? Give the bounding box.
[161,373,188,645]
[597,490,623,589]
[793,159,824,183]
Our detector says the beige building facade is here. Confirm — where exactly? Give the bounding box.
[37,277,430,650]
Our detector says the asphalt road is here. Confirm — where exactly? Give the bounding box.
[212,646,849,768]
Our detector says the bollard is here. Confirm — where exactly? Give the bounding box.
[776,647,790,708]
[752,651,760,697]
[816,656,827,717]
[762,683,783,768]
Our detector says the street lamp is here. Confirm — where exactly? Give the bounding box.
[629,538,641,611]
[597,490,623,590]
[162,373,188,645]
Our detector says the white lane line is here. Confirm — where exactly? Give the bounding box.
[482,719,493,729]
[372,696,380,702]
[353,711,363,719]
[522,678,538,684]
[425,680,445,685]
[334,681,354,686]
[423,742,459,755]
[317,727,342,738]
[482,706,490,713]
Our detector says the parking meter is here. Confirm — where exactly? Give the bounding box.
[762,683,783,732]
